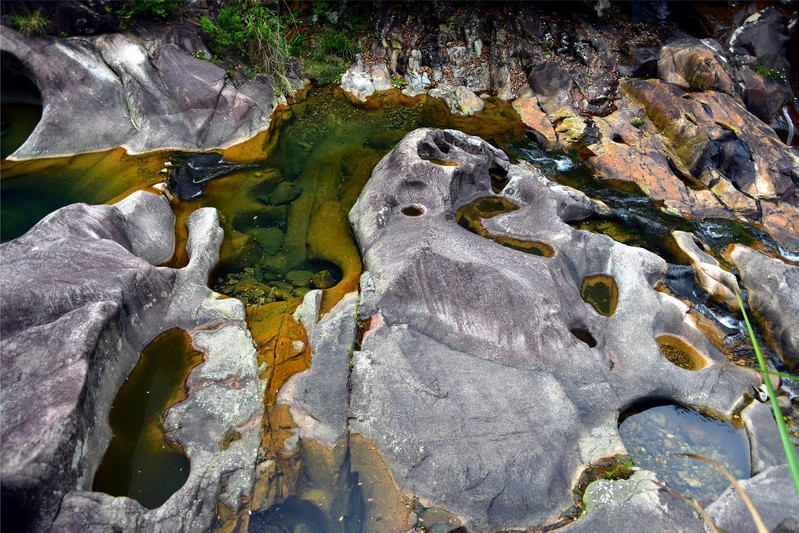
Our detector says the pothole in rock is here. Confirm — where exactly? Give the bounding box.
[93,328,202,509]
[571,329,598,348]
[493,235,554,257]
[456,196,554,257]
[401,203,427,217]
[657,334,707,370]
[1,51,43,160]
[422,157,458,166]
[618,402,751,506]
[490,166,509,193]
[581,274,618,317]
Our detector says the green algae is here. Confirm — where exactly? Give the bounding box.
[93,328,203,509]
[580,274,618,317]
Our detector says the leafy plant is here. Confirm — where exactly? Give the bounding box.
[201,1,294,93]
[11,8,49,36]
[303,59,346,85]
[318,29,356,59]
[391,75,406,89]
[735,288,799,499]
[754,64,788,82]
[119,0,182,27]
[630,117,646,128]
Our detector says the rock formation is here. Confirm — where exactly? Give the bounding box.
[0,22,284,159]
[276,128,794,532]
[0,190,263,532]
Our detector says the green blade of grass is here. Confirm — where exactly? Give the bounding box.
[734,288,799,500]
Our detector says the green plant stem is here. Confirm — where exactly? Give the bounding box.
[735,289,799,499]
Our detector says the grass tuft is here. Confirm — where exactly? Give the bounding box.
[11,8,49,37]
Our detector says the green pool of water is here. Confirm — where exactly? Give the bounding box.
[618,403,750,506]
[93,328,203,509]
[1,103,41,160]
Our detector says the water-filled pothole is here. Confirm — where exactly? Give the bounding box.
[618,402,750,506]
[1,51,43,160]
[422,157,458,166]
[93,328,203,509]
[581,274,618,317]
[656,335,707,370]
[490,167,509,193]
[456,196,554,257]
[493,235,554,257]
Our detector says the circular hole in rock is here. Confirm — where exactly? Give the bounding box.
[402,204,426,217]
[656,334,707,370]
[571,329,598,347]
[581,274,618,317]
[618,401,750,506]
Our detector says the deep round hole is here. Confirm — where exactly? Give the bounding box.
[401,204,426,217]
[571,329,598,348]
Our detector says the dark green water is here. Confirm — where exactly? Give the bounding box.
[1,103,41,160]
[93,328,203,509]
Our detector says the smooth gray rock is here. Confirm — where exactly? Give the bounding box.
[729,244,799,371]
[279,291,358,449]
[0,23,278,159]
[1,191,262,532]
[742,400,794,474]
[346,128,767,532]
[561,470,704,533]
[707,464,799,533]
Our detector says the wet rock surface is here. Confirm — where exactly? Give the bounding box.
[0,22,279,159]
[727,244,799,372]
[277,128,789,532]
[0,191,263,532]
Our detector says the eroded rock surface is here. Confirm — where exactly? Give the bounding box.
[0,22,282,159]
[327,128,771,531]
[727,244,799,371]
[0,191,263,532]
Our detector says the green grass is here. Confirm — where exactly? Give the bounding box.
[754,64,788,82]
[201,1,294,93]
[735,288,799,499]
[630,117,646,128]
[11,8,49,36]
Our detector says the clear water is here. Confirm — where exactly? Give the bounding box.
[619,403,750,506]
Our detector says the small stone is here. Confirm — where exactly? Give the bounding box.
[293,287,312,298]
[312,270,336,289]
[269,182,302,205]
[285,270,314,288]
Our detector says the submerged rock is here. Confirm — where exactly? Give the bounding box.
[0,191,263,532]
